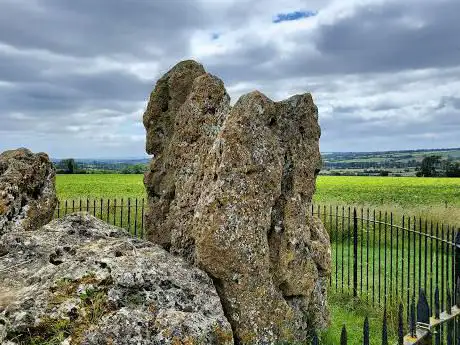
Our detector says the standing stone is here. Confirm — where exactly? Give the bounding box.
[144,61,331,344]
[143,60,231,260]
[0,148,57,235]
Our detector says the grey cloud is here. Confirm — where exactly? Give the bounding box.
[0,0,459,157]
[0,0,204,58]
[0,71,151,115]
[319,104,460,151]
[313,1,460,73]
[438,97,460,110]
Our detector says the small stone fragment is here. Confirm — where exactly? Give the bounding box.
[0,148,57,235]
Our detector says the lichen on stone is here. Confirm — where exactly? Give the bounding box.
[0,214,233,345]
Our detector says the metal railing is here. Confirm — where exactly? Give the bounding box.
[54,198,145,238]
[312,204,459,316]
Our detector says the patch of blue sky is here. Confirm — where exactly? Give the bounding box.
[273,10,318,23]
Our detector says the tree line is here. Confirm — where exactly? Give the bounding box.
[54,159,147,174]
[416,155,460,177]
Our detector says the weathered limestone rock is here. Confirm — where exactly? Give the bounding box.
[0,148,57,235]
[0,213,233,345]
[143,60,231,259]
[144,60,331,344]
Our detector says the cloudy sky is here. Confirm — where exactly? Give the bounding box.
[1,0,459,158]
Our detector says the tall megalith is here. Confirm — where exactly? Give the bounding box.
[143,60,331,344]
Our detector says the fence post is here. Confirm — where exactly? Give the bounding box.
[417,289,432,345]
[363,316,369,345]
[353,208,358,297]
[340,325,347,345]
[382,308,388,345]
[456,231,460,302]
[410,295,416,338]
[311,332,319,345]
[398,304,404,345]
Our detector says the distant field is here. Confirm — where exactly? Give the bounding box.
[56,174,146,200]
[315,176,460,224]
[56,174,460,224]
[314,176,459,207]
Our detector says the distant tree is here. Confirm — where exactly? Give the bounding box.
[417,155,441,177]
[445,161,460,177]
[379,170,389,176]
[60,158,77,174]
[121,164,147,174]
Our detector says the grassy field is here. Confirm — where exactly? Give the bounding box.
[56,174,460,224]
[56,174,146,200]
[315,176,459,207]
[315,176,460,225]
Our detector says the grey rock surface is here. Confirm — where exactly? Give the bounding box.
[0,213,233,345]
[0,148,57,235]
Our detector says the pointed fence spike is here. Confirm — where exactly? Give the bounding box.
[456,276,460,308]
[447,318,453,345]
[311,332,319,345]
[398,304,404,345]
[456,231,460,244]
[435,286,440,319]
[447,289,452,315]
[363,316,369,345]
[410,295,416,338]
[417,288,430,325]
[340,325,347,345]
[382,308,388,345]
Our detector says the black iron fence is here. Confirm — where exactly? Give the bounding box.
[313,204,459,324]
[330,287,460,345]
[54,198,146,238]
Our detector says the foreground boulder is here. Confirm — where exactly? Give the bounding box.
[0,213,233,345]
[0,148,57,235]
[144,61,331,344]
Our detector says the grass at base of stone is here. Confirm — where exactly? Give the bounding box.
[320,291,399,345]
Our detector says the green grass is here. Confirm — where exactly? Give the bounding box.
[56,174,146,200]
[321,292,398,345]
[314,176,460,207]
[56,174,460,224]
[331,238,453,310]
[56,175,460,208]
[314,176,460,224]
